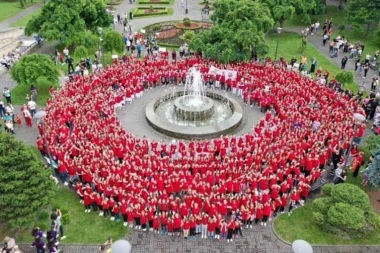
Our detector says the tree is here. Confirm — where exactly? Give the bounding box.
[260,0,325,26]
[20,0,25,8]
[103,30,125,54]
[0,132,56,228]
[345,0,380,36]
[25,0,113,46]
[190,0,274,62]
[11,54,59,85]
[74,45,89,59]
[312,184,379,236]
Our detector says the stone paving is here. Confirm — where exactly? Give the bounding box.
[117,85,261,142]
[1,0,380,252]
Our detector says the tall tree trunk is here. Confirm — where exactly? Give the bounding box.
[365,23,370,37]
[19,0,24,8]
[279,17,285,28]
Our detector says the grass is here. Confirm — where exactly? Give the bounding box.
[0,186,127,244]
[9,80,58,106]
[274,203,380,245]
[267,31,358,92]
[0,0,41,23]
[10,8,41,27]
[285,6,347,27]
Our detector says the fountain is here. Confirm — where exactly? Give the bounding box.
[145,67,243,139]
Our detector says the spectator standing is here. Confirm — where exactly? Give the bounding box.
[63,47,69,62]
[55,209,66,240]
[3,88,11,104]
[30,85,38,102]
[341,56,348,69]
[27,100,37,118]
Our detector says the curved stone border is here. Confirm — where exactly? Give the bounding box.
[145,90,243,139]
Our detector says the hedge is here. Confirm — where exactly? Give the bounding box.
[138,0,171,4]
[133,7,169,17]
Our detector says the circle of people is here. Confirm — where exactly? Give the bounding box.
[40,56,364,242]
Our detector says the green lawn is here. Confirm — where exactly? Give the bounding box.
[9,79,58,106]
[0,0,41,23]
[1,186,127,244]
[285,6,347,27]
[274,203,380,245]
[10,8,41,27]
[267,31,358,92]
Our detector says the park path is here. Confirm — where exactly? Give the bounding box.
[0,1,379,253]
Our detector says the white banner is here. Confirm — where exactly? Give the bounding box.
[208,65,238,80]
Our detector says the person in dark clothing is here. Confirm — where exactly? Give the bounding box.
[67,56,74,73]
[341,56,348,69]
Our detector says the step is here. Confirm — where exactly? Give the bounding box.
[0,40,22,57]
[0,37,15,48]
[0,27,24,41]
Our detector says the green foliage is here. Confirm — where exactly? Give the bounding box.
[11,54,59,85]
[103,29,125,54]
[183,17,191,27]
[25,0,112,45]
[38,212,49,221]
[152,24,161,31]
[0,133,57,228]
[368,146,380,187]
[74,45,89,59]
[190,0,274,62]
[299,36,308,54]
[331,184,370,210]
[312,183,377,236]
[335,71,354,84]
[338,25,345,33]
[180,30,195,43]
[345,0,380,35]
[327,203,365,231]
[313,196,332,214]
[321,183,333,196]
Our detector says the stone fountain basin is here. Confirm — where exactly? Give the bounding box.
[145,91,243,139]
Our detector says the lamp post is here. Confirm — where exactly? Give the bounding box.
[274,27,282,61]
[343,113,366,169]
[185,0,188,14]
[33,110,56,177]
[98,27,105,67]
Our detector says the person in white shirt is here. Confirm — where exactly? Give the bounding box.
[27,100,37,118]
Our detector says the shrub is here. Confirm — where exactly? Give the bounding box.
[321,183,333,196]
[38,212,49,221]
[312,197,333,214]
[330,184,370,210]
[150,4,153,11]
[152,24,161,31]
[183,18,191,27]
[335,71,354,84]
[74,45,89,59]
[327,203,365,232]
[367,210,380,231]
[312,212,325,225]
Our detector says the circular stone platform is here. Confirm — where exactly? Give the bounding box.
[145,90,243,139]
[174,95,215,121]
[116,86,262,142]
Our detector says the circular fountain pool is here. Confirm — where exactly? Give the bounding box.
[145,68,243,139]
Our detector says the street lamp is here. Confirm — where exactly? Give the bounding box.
[343,113,366,169]
[33,110,56,177]
[185,0,188,14]
[98,27,105,67]
[274,27,282,61]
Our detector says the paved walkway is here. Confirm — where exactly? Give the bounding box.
[1,1,380,253]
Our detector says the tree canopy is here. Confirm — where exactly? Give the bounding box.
[368,145,380,187]
[103,30,125,54]
[25,0,113,45]
[190,0,274,62]
[260,0,325,26]
[11,54,59,85]
[312,184,380,236]
[0,132,56,228]
[345,0,380,35]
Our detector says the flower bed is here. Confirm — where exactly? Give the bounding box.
[174,22,202,30]
[138,0,172,4]
[132,7,170,17]
[144,21,212,46]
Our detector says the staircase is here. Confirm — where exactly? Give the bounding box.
[0,28,23,57]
